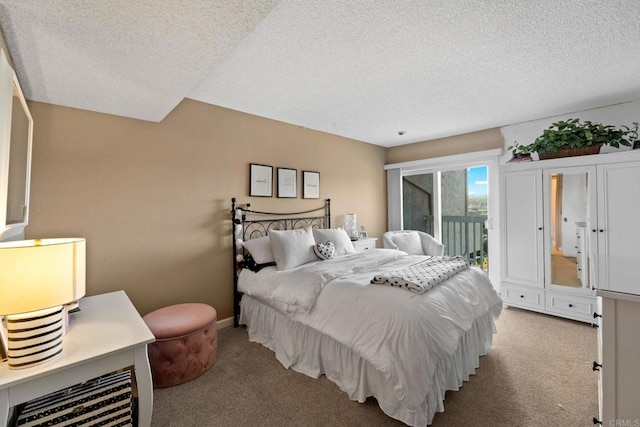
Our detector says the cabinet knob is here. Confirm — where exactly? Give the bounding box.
[599,229,604,233]
[593,312,602,319]
[568,303,574,308]
[538,227,543,231]
[593,417,602,425]
[592,361,602,371]
[592,229,597,233]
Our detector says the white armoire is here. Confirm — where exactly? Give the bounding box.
[499,149,640,424]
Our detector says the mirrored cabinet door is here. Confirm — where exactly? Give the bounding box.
[543,166,597,292]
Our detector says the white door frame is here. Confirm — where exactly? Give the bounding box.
[385,149,502,289]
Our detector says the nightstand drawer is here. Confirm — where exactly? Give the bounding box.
[352,237,377,252]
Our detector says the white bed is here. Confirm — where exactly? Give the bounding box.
[230,199,502,426]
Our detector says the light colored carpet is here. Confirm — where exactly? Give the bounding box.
[151,306,598,426]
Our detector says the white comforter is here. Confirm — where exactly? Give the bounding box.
[238,249,502,420]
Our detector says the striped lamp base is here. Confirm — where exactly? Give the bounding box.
[6,305,64,369]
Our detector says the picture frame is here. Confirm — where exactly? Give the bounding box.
[302,170,320,199]
[277,167,297,198]
[359,229,368,239]
[249,163,273,197]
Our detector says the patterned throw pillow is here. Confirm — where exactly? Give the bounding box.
[313,241,335,260]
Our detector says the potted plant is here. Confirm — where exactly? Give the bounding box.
[506,142,532,162]
[512,118,639,160]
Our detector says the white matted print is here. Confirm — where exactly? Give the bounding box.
[277,167,297,198]
[249,163,273,197]
[303,171,320,199]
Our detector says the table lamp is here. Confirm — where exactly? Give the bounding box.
[343,213,358,241]
[0,238,86,369]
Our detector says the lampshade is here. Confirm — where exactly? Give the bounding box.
[0,238,86,315]
[0,238,85,369]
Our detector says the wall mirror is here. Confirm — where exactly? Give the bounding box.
[0,49,33,241]
[6,77,32,226]
[546,168,594,290]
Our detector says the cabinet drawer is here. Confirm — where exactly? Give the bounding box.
[501,283,545,310]
[545,291,595,322]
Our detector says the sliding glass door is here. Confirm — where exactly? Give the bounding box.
[402,165,489,271]
[402,172,435,235]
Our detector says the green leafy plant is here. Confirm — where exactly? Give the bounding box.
[506,141,531,157]
[512,118,639,155]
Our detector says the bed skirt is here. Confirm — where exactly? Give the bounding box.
[239,295,500,426]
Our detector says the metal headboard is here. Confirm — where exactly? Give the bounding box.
[230,197,331,327]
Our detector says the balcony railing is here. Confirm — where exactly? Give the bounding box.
[423,215,488,270]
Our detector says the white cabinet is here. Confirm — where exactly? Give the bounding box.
[500,151,640,323]
[500,166,595,322]
[500,169,544,289]
[595,291,640,425]
[594,161,640,295]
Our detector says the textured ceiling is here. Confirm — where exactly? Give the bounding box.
[0,0,280,122]
[1,0,640,147]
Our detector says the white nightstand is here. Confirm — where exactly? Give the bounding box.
[351,237,377,252]
[0,291,155,426]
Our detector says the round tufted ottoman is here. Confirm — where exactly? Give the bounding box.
[143,303,217,388]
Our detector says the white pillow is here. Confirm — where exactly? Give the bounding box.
[312,228,356,256]
[391,232,423,255]
[243,236,275,264]
[269,227,317,271]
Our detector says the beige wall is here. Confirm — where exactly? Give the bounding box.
[385,128,504,164]
[26,99,387,318]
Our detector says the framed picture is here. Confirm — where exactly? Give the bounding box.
[277,167,297,198]
[302,171,320,199]
[249,163,273,197]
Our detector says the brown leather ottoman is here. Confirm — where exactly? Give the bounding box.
[143,303,217,388]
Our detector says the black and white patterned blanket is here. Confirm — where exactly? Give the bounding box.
[370,256,470,293]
